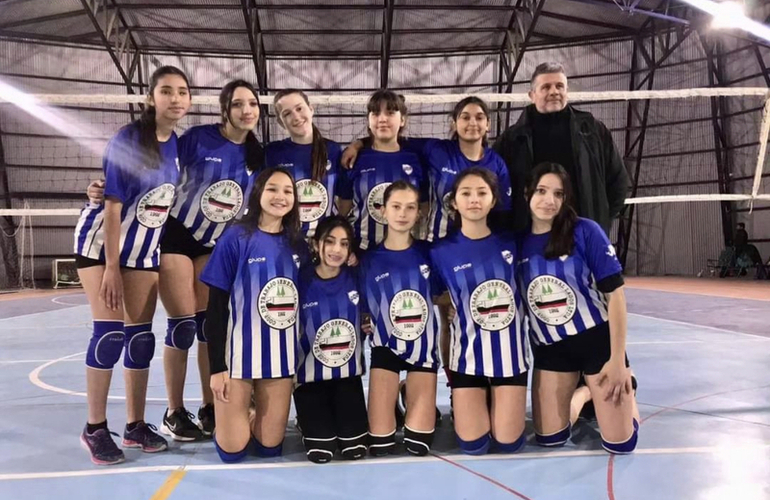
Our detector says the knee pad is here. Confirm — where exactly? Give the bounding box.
[252,437,283,457]
[457,433,491,455]
[195,310,207,343]
[404,425,435,456]
[602,424,639,455]
[368,430,396,457]
[214,437,251,463]
[86,320,125,370]
[123,323,155,370]
[492,432,526,454]
[338,432,367,460]
[302,436,337,464]
[535,424,571,447]
[164,316,196,350]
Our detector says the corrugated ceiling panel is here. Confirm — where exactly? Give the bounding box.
[259,9,380,31]
[391,31,504,52]
[392,8,513,31]
[0,0,82,25]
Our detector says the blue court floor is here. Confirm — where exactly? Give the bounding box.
[1,281,769,500]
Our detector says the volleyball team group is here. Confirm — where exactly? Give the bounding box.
[74,61,639,467]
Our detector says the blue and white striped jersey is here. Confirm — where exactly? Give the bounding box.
[518,218,623,346]
[74,122,179,269]
[430,232,529,377]
[296,266,365,384]
[265,138,342,238]
[200,225,306,379]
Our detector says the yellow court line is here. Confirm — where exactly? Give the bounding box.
[149,469,187,500]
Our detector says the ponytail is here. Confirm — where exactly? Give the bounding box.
[137,105,161,169]
[310,124,328,181]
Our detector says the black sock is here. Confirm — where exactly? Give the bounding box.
[86,421,108,434]
[125,420,143,432]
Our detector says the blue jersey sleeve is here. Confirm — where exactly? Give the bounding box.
[490,152,512,211]
[200,225,242,291]
[102,128,135,203]
[177,128,197,171]
[580,219,623,282]
[337,167,354,200]
[428,247,447,295]
[402,137,434,158]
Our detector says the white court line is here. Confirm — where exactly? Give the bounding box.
[627,338,770,345]
[0,359,84,365]
[1,444,767,482]
[629,312,770,340]
[50,295,87,307]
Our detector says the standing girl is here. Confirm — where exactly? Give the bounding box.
[360,181,440,457]
[430,168,529,455]
[294,216,368,463]
[267,89,343,239]
[337,90,428,251]
[75,66,191,465]
[518,162,638,454]
[201,167,304,463]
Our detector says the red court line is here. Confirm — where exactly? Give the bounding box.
[432,453,533,500]
[607,382,770,500]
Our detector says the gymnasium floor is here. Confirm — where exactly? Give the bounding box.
[1,277,768,500]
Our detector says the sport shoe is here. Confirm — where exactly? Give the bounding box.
[123,421,169,452]
[161,407,203,442]
[197,404,215,437]
[80,425,125,466]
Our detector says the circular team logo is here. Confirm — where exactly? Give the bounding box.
[526,276,577,326]
[200,180,244,223]
[296,179,329,223]
[312,319,357,368]
[470,280,515,330]
[136,183,175,228]
[367,182,391,225]
[388,290,429,341]
[257,277,298,329]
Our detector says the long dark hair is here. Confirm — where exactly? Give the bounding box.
[312,215,355,266]
[238,167,301,246]
[366,89,407,141]
[138,65,190,169]
[451,96,491,147]
[525,162,578,259]
[446,167,500,229]
[220,79,264,172]
[274,89,328,182]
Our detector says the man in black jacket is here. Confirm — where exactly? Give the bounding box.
[493,62,629,234]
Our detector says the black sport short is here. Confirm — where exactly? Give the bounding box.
[293,376,368,440]
[369,346,437,374]
[75,255,159,273]
[533,322,629,375]
[160,216,213,260]
[449,370,528,389]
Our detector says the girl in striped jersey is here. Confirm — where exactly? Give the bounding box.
[431,168,529,456]
[86,80,264,441]
[266,90,343,239]
[201,167,306,463]
[518,162,639,454]
[294,216,368,463]
[158,80,263,441]
[337,90,428,251]
[74,66,191,465]
[360,181,441,457]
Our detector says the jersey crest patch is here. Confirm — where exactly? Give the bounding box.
[200,180,244,223]
[312,319,356,368]
[402,164,413,175]
[470,280,515,330]
[136,183,175,229]
[348,290,360,305]
[501,250,513,265]
[388,290,429,341]
[258,277,298,329]
[419,264,430,280]
[526,276,577,326]
[296,179,329,223]
[367,182,392,225]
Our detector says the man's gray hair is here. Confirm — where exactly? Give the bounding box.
[531,62,566,87]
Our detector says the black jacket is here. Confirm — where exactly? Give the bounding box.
[492,104,629,234]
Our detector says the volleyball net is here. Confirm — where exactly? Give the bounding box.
[0,87,768,288]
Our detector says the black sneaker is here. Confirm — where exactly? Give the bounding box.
[161,407,203,442]
[80,425,125,466]
[122,421,168,452]
[197,404,215,437]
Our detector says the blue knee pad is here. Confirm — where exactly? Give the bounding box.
[195,311,207,343]
[492,432,526,454]
[535,424,571,447]
[164,316,196,350]
[86,320,125,370]
[457,433,491,455]
[215,437,251,463]
[123,323,155,369]
[252,437,283,457]
[601,421,639,455]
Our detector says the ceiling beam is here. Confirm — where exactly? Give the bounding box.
[381,0,394,89]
